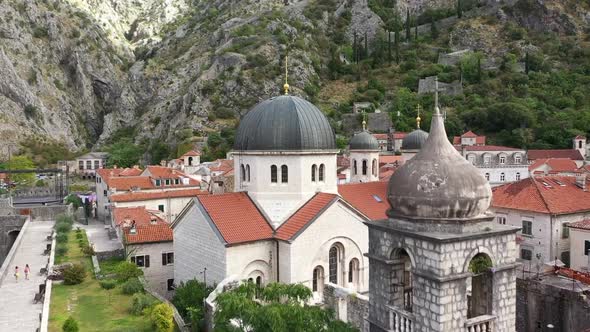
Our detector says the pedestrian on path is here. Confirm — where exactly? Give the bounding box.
[14,266,19,283]
[24,264,30,280]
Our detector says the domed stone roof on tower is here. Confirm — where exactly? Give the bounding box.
[233,95,336,151]
[350,130,379,150]
[387,104,492,219]
[401,129,429,150]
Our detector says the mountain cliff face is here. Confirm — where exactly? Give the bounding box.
[0,0,588,158]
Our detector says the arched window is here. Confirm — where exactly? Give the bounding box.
[353,160,357,175]
[467,253,493,318]
[240,164,246,182]
[311,164,317,182]
[188,157,193,166]
[516,172,521,181]
[362,160,368,175]
[256,276,262,288]
[246,165,251,182]
[329,246,339,284]
[281,165,288,183]
[348,258,359,285]
[485,173,490,181]
[372,159,377,176]
[313,266,324,293]
[271,165,277,183]
[319,164,325,182]
[580,141,583,149]
[500,172,505,182]
[514,154,522,164]
[390,249,413,312]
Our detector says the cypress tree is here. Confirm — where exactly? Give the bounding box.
[388,30,392,63]
[364,31,368,59]
[353,31,357,64]
[431,17,438,39]
[394,28,400,64]
[415,22,418,40]
[457,0,463,18]
[406,9,411,41]
[525,52,530,74]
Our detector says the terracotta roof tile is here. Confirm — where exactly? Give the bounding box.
[144,166,193,179]
[338,181,388,220]
[379,155,404,166]
[528,149,584,161]
[198,192,273,245]
[529,158,579,172]
[110,188,208,202]
[209,159,234,174]
[181,150,201,157]
[568,219,590,230]
[452,131,486,145]
[492,176,590,214]
[457,145,521,151]
[372,134,388,140]
[107,177,155,190]
[393,132,407,139]
[275,193,338,241]
[113,206,173,244]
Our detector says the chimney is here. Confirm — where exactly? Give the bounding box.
[576,173,587,191]
[150,217,157,225]
[129,220,136,234]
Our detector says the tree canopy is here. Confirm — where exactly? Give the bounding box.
[107,138,143,168]
[214,282,358,332]
[5,155,36,185]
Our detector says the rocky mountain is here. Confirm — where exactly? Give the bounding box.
[0,0,588,159]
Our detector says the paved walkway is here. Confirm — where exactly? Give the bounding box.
[79,219,122,252]
[0,220,54,332]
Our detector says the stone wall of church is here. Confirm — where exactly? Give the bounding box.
[368,220,518,331]
[173,202,226,287]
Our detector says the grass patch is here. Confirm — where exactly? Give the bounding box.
[49,230,158,332]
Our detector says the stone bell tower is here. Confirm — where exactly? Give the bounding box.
[366,99,520,331]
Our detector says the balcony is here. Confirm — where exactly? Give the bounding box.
[465,315,496,332]
[387,305,414,332]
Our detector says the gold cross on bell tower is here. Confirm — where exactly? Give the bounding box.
[283,55,289,95]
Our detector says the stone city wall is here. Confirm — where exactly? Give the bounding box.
[0,215,27,267]
[323,283,369,331]
[516,277,590,332]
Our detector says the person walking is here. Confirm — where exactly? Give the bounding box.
[24,264,30,280]
[14,266,19,283]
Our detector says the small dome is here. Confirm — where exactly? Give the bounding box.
[234,95,336,151]
[402,129,429,150]
[388,107,492,219]
[350,131,379,150]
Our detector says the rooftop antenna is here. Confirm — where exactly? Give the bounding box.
[283,55,289,95]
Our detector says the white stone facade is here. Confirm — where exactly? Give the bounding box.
[349,150,379,183]
[112,196,194,223]
[233,151,338,227]
[459,149,528,187]
[569,227,590,271]
[493,208,590,270]
[127,241,174,296]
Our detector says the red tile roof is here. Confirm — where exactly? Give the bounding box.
[452,131,486,145]
[124,222,173,244]
[209,159,234,175]
[575,135,587,140]
[492,176,590,215]
[568,219,590,230]
[456,145,521,152]
[181,150,201,157]
[113,207,173,244]
[275,193,338,240]
[379,166,397,181]
[393,132,408,139]
[372,134,388,140]
[338,181,389,220]
[337,155,351,168]
[119,168,143,176]
[527,149,584,161]
[529,158,579,172]
[198,192,273,245]
[379,155,404,166]
[144,166,191,179]
[107,177,155,190]
[110,188,208,202]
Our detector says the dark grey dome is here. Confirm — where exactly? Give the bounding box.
[402,129,429,150]
[388,107,492,219]
[350,131,379,150]
[234,95,336,151]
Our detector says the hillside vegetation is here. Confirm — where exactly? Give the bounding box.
[0,0,589,163]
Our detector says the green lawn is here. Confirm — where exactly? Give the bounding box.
[49,228,157,332]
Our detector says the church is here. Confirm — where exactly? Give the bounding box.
[172,85,387,299]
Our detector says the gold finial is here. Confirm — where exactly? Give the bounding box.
[283,55,289,95]
[416,104,422,129]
